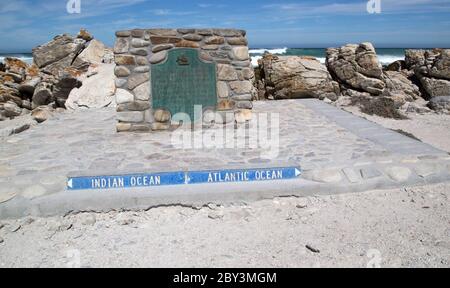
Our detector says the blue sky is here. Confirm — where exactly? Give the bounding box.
[0,0,450,52]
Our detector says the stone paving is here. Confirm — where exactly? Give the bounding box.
[1,99,450,218]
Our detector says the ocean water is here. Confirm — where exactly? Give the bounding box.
[0,49,406,68]
[0,53,33,65]
[249,48,406,67]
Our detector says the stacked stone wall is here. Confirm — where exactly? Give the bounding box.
[113,28,255,132]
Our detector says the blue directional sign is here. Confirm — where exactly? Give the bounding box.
[187,167,302,185]
[67,172,186,191]
[67,167,301,191]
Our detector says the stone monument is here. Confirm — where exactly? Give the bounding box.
[113,28,256,132]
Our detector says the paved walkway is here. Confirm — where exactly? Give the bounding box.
[1,99,449,218]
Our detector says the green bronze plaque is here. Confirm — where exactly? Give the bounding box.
[151,48,217,122]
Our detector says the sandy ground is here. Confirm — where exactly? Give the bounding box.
[343,107,450,153]
[0,108,449,268]
[0,182,448,268]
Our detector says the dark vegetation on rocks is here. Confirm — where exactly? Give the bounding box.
[351,97,408,120]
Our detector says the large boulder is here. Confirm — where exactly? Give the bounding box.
[259,54,340,100]
[32,34,86,71]
[383,71,421,107]
[4,58,28,83]
[53,73,82,107]
[18,77,41,97]
[326,43,385,95]
[65,64,116,110]
[77,39,107,64]
[428,96,450,114]
[405,49,450,98]
[32,82,53,108]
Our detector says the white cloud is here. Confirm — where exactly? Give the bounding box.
[150,9,197,16]
[263,0,450,16]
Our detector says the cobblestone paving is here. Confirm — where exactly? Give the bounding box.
[1,100,449,210]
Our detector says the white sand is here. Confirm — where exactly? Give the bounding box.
[343,106,450,153]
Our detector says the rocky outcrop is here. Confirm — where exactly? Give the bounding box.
[1,29,112,127]
[326,43,385,95]
[65,64,116,110]
[405,49,450,98]
[258,54,340,100]
[324,43,425,117]
[383,71,421,107]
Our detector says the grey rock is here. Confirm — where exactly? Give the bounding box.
[177,29,195,34]
[152,44,174,53]
[420,77,450,98]
[114,66,130,77]
[241,68,255,80]
[134,66,150,73]
[66,64,116,110]
[384,71,420,104]
[151,122,170,131]
[259,54,340,100]
[32,82,54,107]
[147,29,178,36]
[235,101,253,109]
[3,101,22,117]
[115,78,127,88]
[202,45,219,51]
[232,46,249,61]
[217,64,238,81]
[116,111,144,123]
[136,56,149,66]
[183,34,203,41]
[196,29,213,36]
[115,88,134,104]
[31,106,53,123]
[131,29,145,38]
[114,54,136,65]
[217,81,230,98]
[130,48,148,56]
[18,77,41,96]
[115,30,131,37]
[53,74,82,107]
[150,51,168,64]
[227,37,248,46]
[32,34,85,68]
[133,82,150,101]
[428,96,450,113]
[127,73,150,90]
[229,81,253,94]
[405,49,450,97]
[326,43,385,95]
[231,94,252,101]
[131,38,150,48]
[154,109,171,123]
[21,100,32,110]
